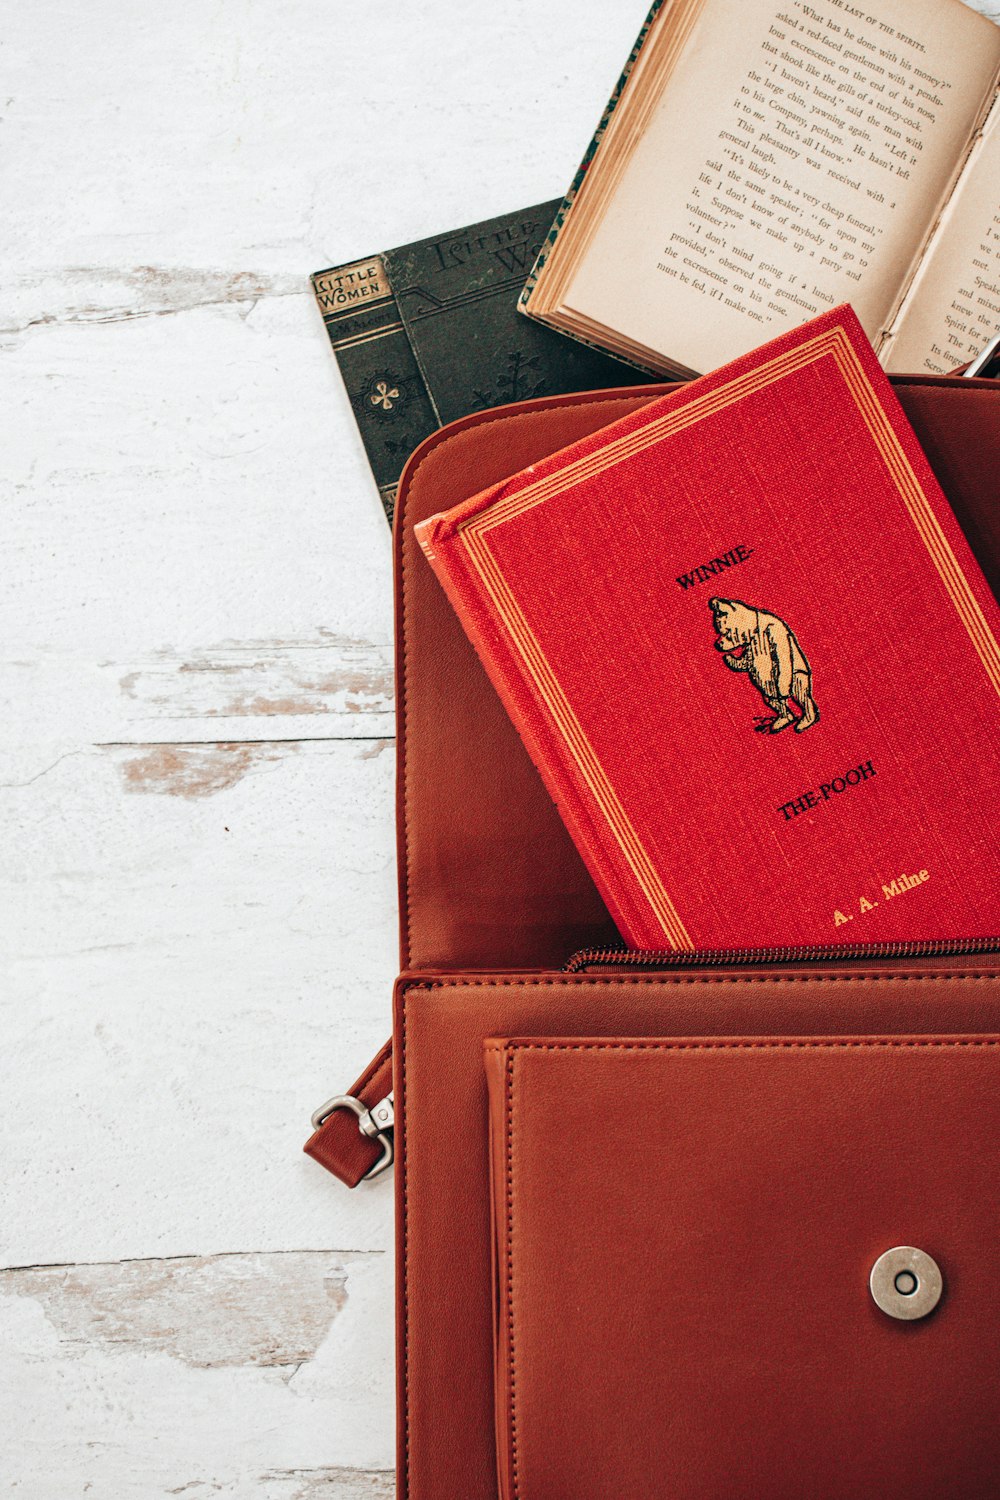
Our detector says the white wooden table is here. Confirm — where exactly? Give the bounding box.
[2,2,996,1494]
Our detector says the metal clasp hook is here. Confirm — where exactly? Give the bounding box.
[310,1091,395,1181]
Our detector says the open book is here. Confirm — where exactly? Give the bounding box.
[521,0,1000,376]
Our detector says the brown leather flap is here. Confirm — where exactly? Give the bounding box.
[394,377,1000,973]
[484,1032,1000,1498]
[396,965,1000,1500]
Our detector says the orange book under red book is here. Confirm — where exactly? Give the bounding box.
[416,306,1000,951]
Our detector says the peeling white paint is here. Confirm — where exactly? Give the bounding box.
[0,1254,396,1494]
[0,267,306,335]
[4,1253,354,1369]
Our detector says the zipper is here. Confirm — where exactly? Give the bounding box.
[563,934,1000,973]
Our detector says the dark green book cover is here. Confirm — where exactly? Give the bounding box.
[312,201,652,524]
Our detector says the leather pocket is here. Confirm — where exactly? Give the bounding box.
[396,963,1000,1500]
[484,1032,1000,1500]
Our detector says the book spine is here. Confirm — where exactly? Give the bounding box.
[312,258,439,526]
[519,0,668,316]
[415,511,661,949]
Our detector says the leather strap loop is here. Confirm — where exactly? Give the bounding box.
[303,1038,394,1186]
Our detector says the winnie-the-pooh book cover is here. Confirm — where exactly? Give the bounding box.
[416,305,1000,951]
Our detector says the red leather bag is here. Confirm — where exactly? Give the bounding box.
[306,375,1000,1499]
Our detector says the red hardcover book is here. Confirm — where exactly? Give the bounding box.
[416,306,1000,951]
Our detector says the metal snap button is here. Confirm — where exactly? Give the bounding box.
[869,1246,943,1321]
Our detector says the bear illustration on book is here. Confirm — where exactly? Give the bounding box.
[709,598,819,734]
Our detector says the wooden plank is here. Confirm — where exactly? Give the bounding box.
[2,738,397,1264]
[1,297,395,777]
[114,636,394,742]
[3,639,394,774]
[5,1252,356,1371]
[1,267,305,333]
[0,1251,395,1494]
[0,2,654,283]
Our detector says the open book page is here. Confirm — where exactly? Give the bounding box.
[562,0,1000,373]
[884,88,1000,372]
